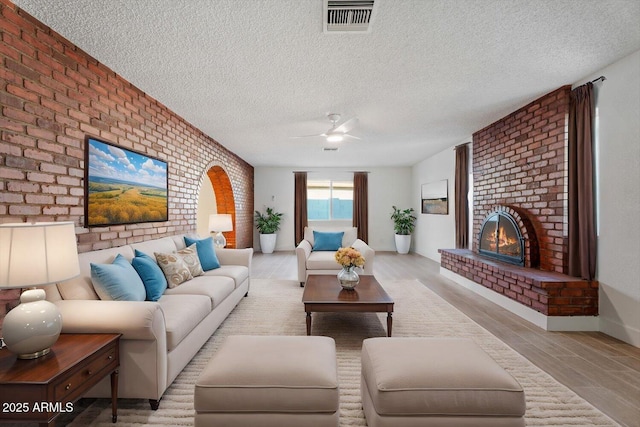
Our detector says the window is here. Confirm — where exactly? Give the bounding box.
[307,180,353,220]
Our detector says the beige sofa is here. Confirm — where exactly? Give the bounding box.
[43,234,252,409]
[296,227,375,286]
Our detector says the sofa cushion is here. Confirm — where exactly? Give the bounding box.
[131,250,167,301]
[304,227,357,247]
[312,231,344,251]
[158,294,211,351]
[90,254,146,301]
[184,236,220,271]
[164,275,235,309]
[306,251,341,270]
[203,265,249,289]
[130,237,178,259]
[58,245,135,300]
[155,252,193,288]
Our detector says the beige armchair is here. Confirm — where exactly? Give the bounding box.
[296,227,375,286]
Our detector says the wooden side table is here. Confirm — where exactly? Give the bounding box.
[0,333,120,426]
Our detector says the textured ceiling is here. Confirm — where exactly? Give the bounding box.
[12,0,640,167]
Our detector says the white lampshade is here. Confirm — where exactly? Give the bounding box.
[208,214,233,233]
[0,221,80,359]
[0,221,80,288]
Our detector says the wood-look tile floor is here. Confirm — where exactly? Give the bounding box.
[252,251,640,427]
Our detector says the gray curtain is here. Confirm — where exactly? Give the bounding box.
[568,82,597,280]
[454,144,469,249]
[353,172,369,242]
[294,172,308,246]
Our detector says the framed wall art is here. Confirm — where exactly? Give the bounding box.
[85,137,168,227]
[421,179,448,215]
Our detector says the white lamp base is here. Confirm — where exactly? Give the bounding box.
[212,231,227,248]
[2,288,62,359]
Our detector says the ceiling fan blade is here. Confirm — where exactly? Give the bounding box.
[344,134,361,141]
[290,133,327,139]
[334,117,358,134]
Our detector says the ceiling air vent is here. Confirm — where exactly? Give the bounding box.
[323,147,339,152]
[324,0,376,33]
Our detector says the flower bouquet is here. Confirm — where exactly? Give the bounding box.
[335,247,365,268]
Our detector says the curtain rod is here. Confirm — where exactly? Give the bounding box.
[591,75,606,83]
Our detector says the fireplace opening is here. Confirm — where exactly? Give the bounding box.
[478,211,525,266]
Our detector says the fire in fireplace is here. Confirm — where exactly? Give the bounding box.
[478,210,525,266]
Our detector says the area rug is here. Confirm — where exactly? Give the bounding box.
[68,278,619,426]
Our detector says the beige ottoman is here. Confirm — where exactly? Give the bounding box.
[361,337,526,427]
[195,335,339,427]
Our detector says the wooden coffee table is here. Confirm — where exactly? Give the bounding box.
[302,274,394,337]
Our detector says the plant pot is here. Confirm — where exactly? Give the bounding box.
[259,233,277,254]
[394,234,411,254]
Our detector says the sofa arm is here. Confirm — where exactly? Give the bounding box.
[352,239,375,275]
[54,300,165,341]
[215,247,253,268]
[295,240,312,284]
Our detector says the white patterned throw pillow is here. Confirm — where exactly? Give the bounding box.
[177,244,204,277]
[155,252,193,288]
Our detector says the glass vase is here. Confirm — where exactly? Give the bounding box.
[337,266,360,290]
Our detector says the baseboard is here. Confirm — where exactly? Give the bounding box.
[599,317,640,347]
[439,268,600,332]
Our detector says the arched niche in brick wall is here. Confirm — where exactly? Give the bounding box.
[197,165,237,249]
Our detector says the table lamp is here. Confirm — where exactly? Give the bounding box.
[208,214,233,248]
[0,221,80,359]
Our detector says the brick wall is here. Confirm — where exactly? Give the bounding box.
[0,1,254,329]
[472,86,571,273]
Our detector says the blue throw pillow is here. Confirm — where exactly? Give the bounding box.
[313,231,344,251]
[132,250,168,301]
[184,236,220,271]
[90,254,146,301]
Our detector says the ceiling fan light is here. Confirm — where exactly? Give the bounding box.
[326,133,344,143]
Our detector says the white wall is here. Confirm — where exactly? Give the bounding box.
[196,173,216,236]
[412,142,470,261]
[254,167,412,251]
[578,50,640,347]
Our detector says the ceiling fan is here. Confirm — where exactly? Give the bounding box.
[292,113,360,143]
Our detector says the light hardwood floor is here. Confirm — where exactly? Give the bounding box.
[252,251,640,427]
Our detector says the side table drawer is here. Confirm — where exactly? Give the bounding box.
[53,343,118,402]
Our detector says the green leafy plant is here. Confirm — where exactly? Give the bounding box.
[390,206,417,235]
[254,207,283,234]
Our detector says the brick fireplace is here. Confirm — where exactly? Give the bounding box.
[440,86,598,320]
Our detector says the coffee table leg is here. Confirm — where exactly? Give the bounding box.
[306,312,312,335]
[387,312,393,337]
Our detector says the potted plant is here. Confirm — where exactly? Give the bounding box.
[254,207,283,254]
[390,205,417,254]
